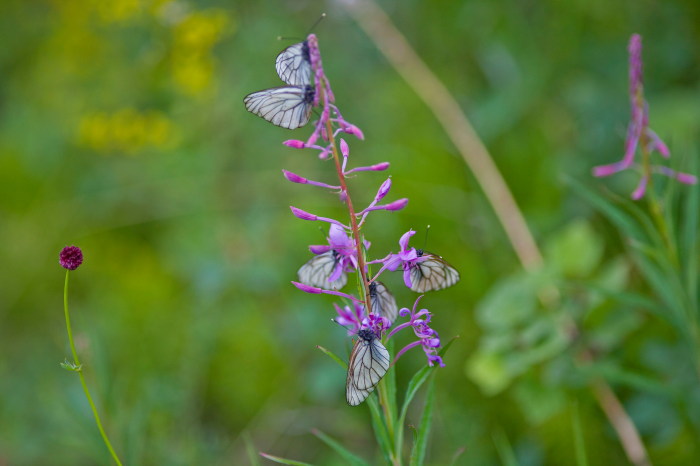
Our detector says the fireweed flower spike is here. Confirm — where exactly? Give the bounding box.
[245,33,456,417]
[592,34,697,199]
[59,247,123,465]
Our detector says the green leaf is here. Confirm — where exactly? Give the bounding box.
[513,376,566,424]
[311,429,370,466]
[466,350,512,395]
[492,429,518,466]
[384,339,398,431]
[476,273,540,330]
[572,403,589,466]
[366,395,393,463]
[317,345,347,370]
[408,375,436,466]
[566,177,645,242]
[397,337,457,458]
[259,452,315,466]
[544,220,604,277]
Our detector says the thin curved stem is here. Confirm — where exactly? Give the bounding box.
[64,271,123,466]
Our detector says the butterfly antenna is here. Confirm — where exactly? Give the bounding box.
[277,35,303,42]
[306,13,327,35]
[422,224,432,250]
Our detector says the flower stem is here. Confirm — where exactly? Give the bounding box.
[377,380,401,465]
[322,94,373,314]
[63,271,123,466]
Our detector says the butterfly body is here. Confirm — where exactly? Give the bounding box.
[346,329,390,406]
[409,249,460,293]
[369,281,398,323]
[297,249,347,290]
[275,40,312,86]
[244,40,315,129]
[243,84,315,130]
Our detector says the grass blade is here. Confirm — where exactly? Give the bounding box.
[259,452,316,466]
[367,395,394,463]
[312,429,370,466]
[408,375,436,466]
[243,431,261,466]
[317,345,347,370]
[572,403,589,466]
[492,429,518,466]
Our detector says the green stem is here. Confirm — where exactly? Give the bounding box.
[64,271,123,466]
[377,380,401,466]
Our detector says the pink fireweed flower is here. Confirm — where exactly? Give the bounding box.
[387,296,445,367]
[592,34,696,199]
[297,224,363,290]
[361,313,391,337]
[334,301,365,335]
[375,230,422,288]
[309,223,361,273]
[59,246,83,270]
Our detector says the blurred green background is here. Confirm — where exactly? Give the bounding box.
[2,0,700,464]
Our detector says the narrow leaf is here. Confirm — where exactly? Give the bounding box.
[243,432,261,466]
[317,345,347,370]
[312,429,370,466]
[367,395,393,462]
[259,452,316,466]
[567,178,645,242]
[492,429,518,466]
[572,403,589,466]
[409,375,436,466]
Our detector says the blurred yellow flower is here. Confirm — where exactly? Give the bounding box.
[78,109,173,154]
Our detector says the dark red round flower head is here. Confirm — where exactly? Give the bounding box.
[59,246,83,270]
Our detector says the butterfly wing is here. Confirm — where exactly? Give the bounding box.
[369,281,398,323]
[243,85,314,130]
[275,41,312,86]
[409,253,460,293]
[297,250,347,290]
[346,331,390,406]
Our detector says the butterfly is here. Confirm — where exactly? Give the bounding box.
[369,281,398,323]
[243,84,315,130]
[275,40,312,86]
[346,329,390,406]
[297,250,347,290]
[408,250,460,293]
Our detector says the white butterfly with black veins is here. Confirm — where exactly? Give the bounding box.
[297,250,347,290]
[244,84,315,130]
[275,40,312,86]
[409,249,460,293]
[346,329,390,406]
[369,281,398,323]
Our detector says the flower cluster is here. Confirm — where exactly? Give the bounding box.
[593,34,696,199]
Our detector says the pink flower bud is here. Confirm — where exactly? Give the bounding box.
[290,206,317,221]
[340,138,349,157]
[385,198,409,211]
[292,281,323,294]
[344,125,365,140]
[283,140,306,149]
[376,178,392,201]
[283,170,307,184]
